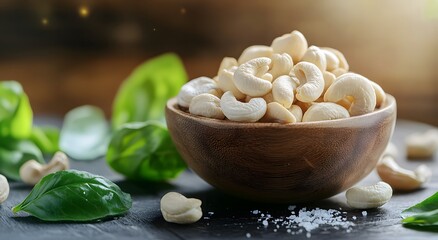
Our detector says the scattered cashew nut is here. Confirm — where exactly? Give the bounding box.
[321,49,340,71]
[189,93,225,120]
[271,30,308,63]
[217,66,245,99]
[272,75,295,108]
[346,181,392,209]
[238,45,273,65]
[20,151,70,185]
[160,192,202,224]
[377,156,431,191]
[302,102,350,122]
[324,73,376,116]
[262,102,296,123]
[321,47,349,71]
[269,53,293,79]
[405,129,438,159]
[0,174,9,204]
[301,46,327,72]
[234,57,273,97]
[177,77,220,107]
[217,57,238,75]
[293,62,325,103]
[221,91,267,122]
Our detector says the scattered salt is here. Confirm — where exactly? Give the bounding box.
[208,211,214,215]
[262,220,269,226]
[288,205,296,211]
[306,232,311,238]
[252,210,259,215]
[352,216,357,220]
[362,211,367,217]
[273,229,277,232]
[246,233,251,238]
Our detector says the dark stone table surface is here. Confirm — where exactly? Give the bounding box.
[0,119,437,240]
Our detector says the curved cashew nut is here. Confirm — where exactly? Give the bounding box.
[322,71,336,94]
[217,66,245,100]
[293,62,324,103]
[271,30,308,63]
[324,73,376,116]
[177,77,220,107]
[369,80,386,108]
[238,45,273,65]
[321,47,349,71]
[406,129,438,159]
[346,182,392,209]
[302,102,350,122]
[272,75,295,108]
[289,105,303,122]
[234,57,273,97]
[301,46,327,72]
[160,192,202,224]
[262,102,296,123]
[331,68,348,77]
[189,93,225,120]
[0,174,9,204]
[20,151,70,185]
[377,156,432,191]
[321,49,340,71]
[269,53,293,79]
[217,57,238,75]
[221,91,267,122]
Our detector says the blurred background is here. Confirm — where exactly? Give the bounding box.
[0,0,437,125]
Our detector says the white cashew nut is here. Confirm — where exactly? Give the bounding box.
[262,102,296,123]
[177,77,220,107]
[0,174,9,204]
[322,71,336,94]
[217,57,238,75]
[302,102,350,122]
[20,151,70,185]
[272,75,295,108]
[324,73,376,116]
[321,47,349,71]
[234,57,273,97]
[301,46,327,72]
[160,192,202,224]
[238,45,273,65]
[221,91,267,122]
[289,105,303,122]
[346,182,392,209]
[217,66,245,100]
[405,129,438,159]
[377,156,432,191]
[269,53,293,79]
[293,62,324,103]
[189,93,225,120]
[271,30,308,63]
[369,80,386,108]
[321,49,340,71]
[331,68,348,77]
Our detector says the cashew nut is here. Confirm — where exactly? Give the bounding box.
[369,80,386,108]
[262,102,296,123]
[293,62,324,103]
[321,47,349,71]
[324,73,376,116]
[331,68,348,77]
[295,100,312,113]
[238,45,273,65]
[160,192,202,224]
[322,71,336,94]
[220,91,267,122]
[177,77,220,107]
[321,49,340,71]
[0,174,9,204]
[217,66,245,100]
[289,105,303,122]
[20,151,70,185]
[376,156,431,191]
[272,75,295,108]
[269,53,293,79]
[302,102,350,122]
[217,57,238,75]
[271,30,308,63]
[301,46,327,72]
[346,182,392,209]
[189,93,225,120]
[234,57,273,97]
[406,129,438,159]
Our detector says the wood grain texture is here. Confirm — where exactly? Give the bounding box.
[165,95,397,203]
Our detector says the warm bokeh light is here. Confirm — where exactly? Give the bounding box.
[79,6,89,18]
[41,18,49,26]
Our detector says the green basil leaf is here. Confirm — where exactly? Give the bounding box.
[106,121,186,181]
[0,138,44,180]
[30,126,60,155]
[401,191,438,230]
[59,105,110,160]
[112,53,187,129]
[0,81,33,139]
[13,170,132,221]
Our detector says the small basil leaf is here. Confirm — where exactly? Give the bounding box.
[401,191,438,230]
[0,138,44,180]
[59,105,110,160]
[30,126,60,155]
[106,121,186,181]
[112,53,187,129]
[12,170,132,222]
[0,81,33,139]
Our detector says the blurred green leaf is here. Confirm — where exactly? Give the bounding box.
[112,53,187,129]
[30,126,60,155]
[402,191,438,231]
[60,105,110,161]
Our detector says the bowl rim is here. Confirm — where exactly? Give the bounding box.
[166,94,396,128]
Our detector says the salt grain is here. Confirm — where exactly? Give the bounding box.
[362,211,367,217]
[246,233,251,238]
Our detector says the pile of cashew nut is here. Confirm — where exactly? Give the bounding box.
[177,30,387,123]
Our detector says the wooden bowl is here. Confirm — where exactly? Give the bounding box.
[165,95,397,203]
